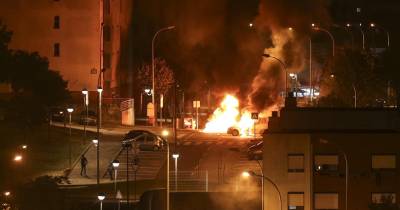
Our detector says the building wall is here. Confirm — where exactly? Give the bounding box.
[264,134,312,210]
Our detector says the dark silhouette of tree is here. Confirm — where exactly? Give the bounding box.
[318,49,386,107]
[0,22,69,127]
[137,58,175,95]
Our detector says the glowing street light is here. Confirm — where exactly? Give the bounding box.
[67,107,74,168]
[311,23,335,56]
[369,22,390,48]
[172,153,180,191]
[241,171,251,178]
[288,27,293,31]
[249,23,253,27]
[92,139,99,145]
[21,145,28,150]
[97,193,106,210]
[4,191,10,197]
[112,159,120,192]
[161,129,171,210]
[14,154,22,162]
[162,130,169,137]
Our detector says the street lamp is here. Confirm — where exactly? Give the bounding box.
[262,54,288,97]
[152,26,176,127]
[162,130,170,210]
[172,153,179,191]
[319,139,348,210]
[243,170,282,210]
[67,108,74,167]
[329,73,357,108]
[14,154,22,162]
[21,145,28,150]
[370,23,390,48]
[112,160,120,192]
[97,192,106,210]
[312,24,335,56]
[346,23,365,50]
[81,88,89,136]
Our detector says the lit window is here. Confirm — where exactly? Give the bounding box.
[372,155,396,170]
[372,193,396,204]
[288,192,304,210]
[315,155,339,173]
[54,16,60,29]
[54,43,60,57]
[315,193,339,210]
[288,154,304,173]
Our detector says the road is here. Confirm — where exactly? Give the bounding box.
[59,123,263,193]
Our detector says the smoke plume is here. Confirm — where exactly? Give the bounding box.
[248,0,330,111]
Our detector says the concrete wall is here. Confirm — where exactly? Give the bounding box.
[264,134,312,210]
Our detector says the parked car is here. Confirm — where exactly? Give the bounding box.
[122,130,166,151]
[247,141,263,160]
[50,108,65,122]
[79,110,97,125]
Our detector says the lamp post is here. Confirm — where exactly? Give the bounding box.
[172,153,179,191]
[67,108,74,167]
[81,88,89,136]
[151,26,176,126]
[92,138,100,184]
[346,23,365,50]
[242,171,282,210]
[96,86,102,186]
[97,193,106,210]
[319,139,348,210]
[162,130,170,210]
[122,141,132,207]
[262,54,288,97]
[370,23,390,48]
[329,73,357,108]
[312,24,335,57]
[112,160,120,192]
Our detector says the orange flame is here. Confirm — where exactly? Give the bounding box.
[203,94,254,136]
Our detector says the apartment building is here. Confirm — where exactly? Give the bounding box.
[0,0,132,96]
[263,98,400,210]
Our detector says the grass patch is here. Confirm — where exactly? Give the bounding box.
[0,122,92,186]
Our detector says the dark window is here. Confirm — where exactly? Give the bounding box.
[315,193,339,210]
[104,53,111,68]
[288,154,304,173]
[103,25,111,41]
[104,0,110,14]
[54,16,60,29]
[54,43,60,57]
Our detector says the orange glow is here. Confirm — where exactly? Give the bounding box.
[203,94,254,136]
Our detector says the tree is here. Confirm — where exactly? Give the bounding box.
[137,58,175,96]
[318,49,386,107]
[0,23,69,127]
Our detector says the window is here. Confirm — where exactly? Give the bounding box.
[288,154,304,173]
[372,193,396,204]
[103,53,111,68]
[103,25,111,42]
[372,155,396,170]
[104,0,110,14]
[315,193,339,210]
[315,155,339,173]
[54,43,60,57]
[53,16,60,29]
[288,192,304,210]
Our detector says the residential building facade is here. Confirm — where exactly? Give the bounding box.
[263,98,400,210]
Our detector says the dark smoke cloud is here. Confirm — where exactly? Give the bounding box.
[248,0,330,111]
[128,0,263,101]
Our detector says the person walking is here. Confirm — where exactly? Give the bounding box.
[80,155,88,177]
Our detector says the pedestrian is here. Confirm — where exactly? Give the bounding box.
[107,164,114,180]
[80,155,88,177]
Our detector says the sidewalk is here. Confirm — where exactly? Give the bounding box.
[51,122,195,138]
